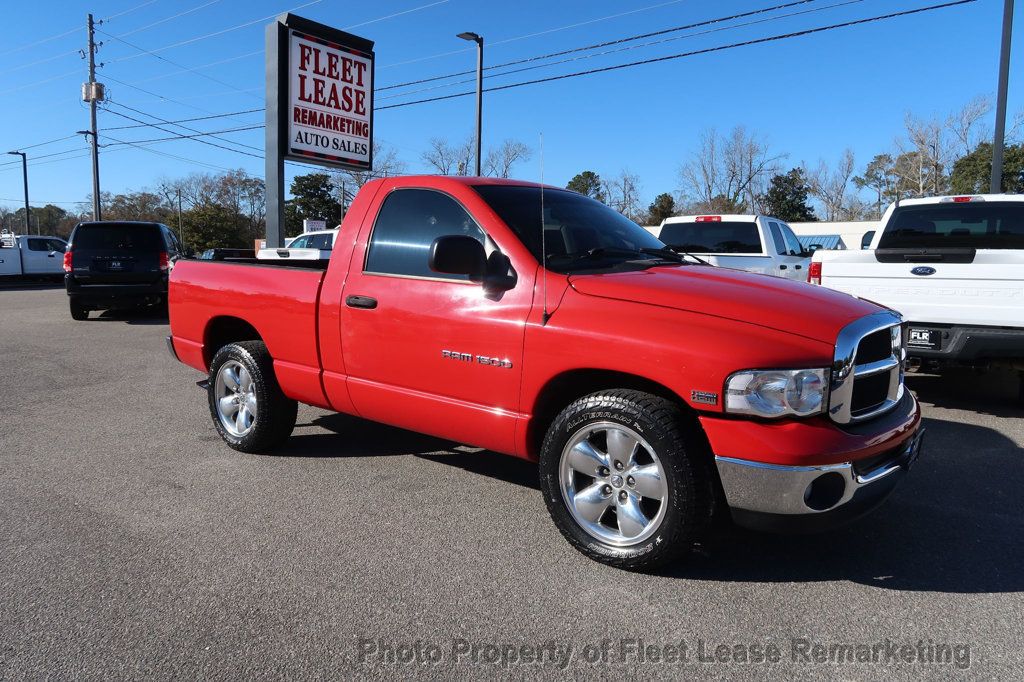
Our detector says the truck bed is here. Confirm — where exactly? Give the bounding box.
[169,259,329,407]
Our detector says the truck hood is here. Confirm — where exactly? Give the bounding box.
[568,265,883,343]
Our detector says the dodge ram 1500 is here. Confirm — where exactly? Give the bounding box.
[167,176,923,570]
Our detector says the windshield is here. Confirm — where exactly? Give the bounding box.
[73,223,162,251]
[659,221,763,254]
[879,202,1024,250]
[473,185,668,272]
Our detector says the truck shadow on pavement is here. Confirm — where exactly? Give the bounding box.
[277,413,542,489]
[279,406,1021,593]
[674,414,1024,593]
[906,369,1023,419]
[91,308,169,326]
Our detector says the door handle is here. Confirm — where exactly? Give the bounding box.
[48,253,56,257]
[345,295,378,309]
[779,264,788,270]
[795,264,802,270]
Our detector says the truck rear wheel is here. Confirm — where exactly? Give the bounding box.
[69,299,88,321]
[207,341,297,453]
[539,390,712,571]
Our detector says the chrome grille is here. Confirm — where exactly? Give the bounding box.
[828,311,905,424]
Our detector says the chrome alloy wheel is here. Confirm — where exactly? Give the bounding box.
[558,422,669,546]
[214,360,258,437]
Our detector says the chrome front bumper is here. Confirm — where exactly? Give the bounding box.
[715,428,924,532]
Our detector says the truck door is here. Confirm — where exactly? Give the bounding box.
[768,221,807,281]
[22,237,66,275]
[339,187,533,455]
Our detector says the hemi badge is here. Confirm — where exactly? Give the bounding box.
[691,390,718,405]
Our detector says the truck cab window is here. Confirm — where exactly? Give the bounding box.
[366,189,485,280]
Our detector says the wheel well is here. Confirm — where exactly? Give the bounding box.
[203,316,262,367]
[527,369,696,457]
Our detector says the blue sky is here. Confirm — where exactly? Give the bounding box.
[0,0,1019,213]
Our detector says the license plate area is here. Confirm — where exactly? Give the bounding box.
[907,327,941,350]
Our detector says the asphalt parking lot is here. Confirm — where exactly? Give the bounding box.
[1,284,1022,679]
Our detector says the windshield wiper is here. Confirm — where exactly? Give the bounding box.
[548,246,694,266]
[662,245,710,265]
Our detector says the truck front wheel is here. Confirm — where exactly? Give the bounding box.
[207,341,297,453]
[539,390,713,571]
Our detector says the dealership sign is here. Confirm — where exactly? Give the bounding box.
[268,14,375,172]
[288,29,373,168]
[265,14,374,246]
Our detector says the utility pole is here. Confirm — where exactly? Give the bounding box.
[6,151,31,234]
[991,0,1015,194]
[176,188,184,250]
[84,13,104,221]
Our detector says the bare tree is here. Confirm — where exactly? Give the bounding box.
[484,139,532,178]
[947,95,992,158]
[339,140,407,189]
[807,149,856,221]
[603,171,645,223]
[898,114,949,196]
[421,136,475,175]
[679,126,784,212]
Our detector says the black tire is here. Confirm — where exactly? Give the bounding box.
[69,299,88,321]
[207,341,297,453]
[539,389,713,571]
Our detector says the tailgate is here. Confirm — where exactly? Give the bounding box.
[820,252,1024,327]
[74,248,162,284]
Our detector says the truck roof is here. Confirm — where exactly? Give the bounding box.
[366,175,564,192]
[891,193,1024,207]
[661,214,766,224]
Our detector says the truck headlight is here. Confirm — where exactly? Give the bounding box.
[725,368,830,418]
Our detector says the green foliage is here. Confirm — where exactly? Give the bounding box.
[286,173,340,235]
[566,171,605,202]
[950,142,1024,194]
[646,193,676,225]
[182,203,248,251]
[759,168,816,222]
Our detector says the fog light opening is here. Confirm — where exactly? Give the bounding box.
[804,472,847,511]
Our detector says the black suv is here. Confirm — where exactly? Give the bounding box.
[64,221,185,320]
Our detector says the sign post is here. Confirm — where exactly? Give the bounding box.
[265,14,374,247]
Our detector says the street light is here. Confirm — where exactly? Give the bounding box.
[77,129,101,221]
[6,151,31,234]
[457,31,483,176]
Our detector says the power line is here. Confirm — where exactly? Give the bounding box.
[104,126,264,145]
[101,1,453,89]
[378,0,822,92]
[105,0,324,64]
[102,133,239,172]
[97,28,263,101]
[101,74,261,127]
[379,0,691,70]
[15,134,81,152]
[377,0,864,101]
[112,0,221,39]
[100,104,264,158]
[378,0,977,110]
[0,0,157,59]
[104,100,265,151]
[105,108,264,130]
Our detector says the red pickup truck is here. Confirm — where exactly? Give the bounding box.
[167,176,923,570]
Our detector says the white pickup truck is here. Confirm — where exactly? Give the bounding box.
[810,194,1024,393]
[0,231,68,279]
[258,229,337,261]
[655,214,811,281]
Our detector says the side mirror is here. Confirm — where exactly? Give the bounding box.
[429,235,486,280]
